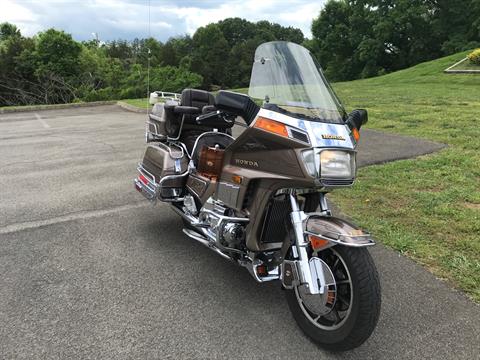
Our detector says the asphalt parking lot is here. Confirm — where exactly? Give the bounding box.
[0,105,478,359]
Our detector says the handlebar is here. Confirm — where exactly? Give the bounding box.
[195,111,235,129]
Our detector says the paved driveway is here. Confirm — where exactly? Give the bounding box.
[0,106,477,359]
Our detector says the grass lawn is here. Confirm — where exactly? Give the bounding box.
[330,50,480,302]
[121,98,150,109]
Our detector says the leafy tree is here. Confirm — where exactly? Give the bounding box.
[161,36,193,66]
[431,0,480,53]
[105,40,133,62]
[34,29,82,78]
[0,22,21,41]
[217,18,257,47]
[118,63,202,99]
[191,24,230,88]
[310,0,480,81]
[311,1,361,80]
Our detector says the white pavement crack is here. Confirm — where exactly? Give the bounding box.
[35,112,50,128]
[0,202,149,235]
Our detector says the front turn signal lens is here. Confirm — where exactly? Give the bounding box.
[254,117,288,137]
[352,127,360,142]
[308,234,329,250]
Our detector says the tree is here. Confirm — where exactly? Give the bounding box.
[217,18,256,47]
[431,0,480,54]
[0,22,21,41]
[311,1,361,81]
[310,0,480,81]
[191,24,230,88]
[34,29,82,78]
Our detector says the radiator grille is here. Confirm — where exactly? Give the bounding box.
[260,195,292,244]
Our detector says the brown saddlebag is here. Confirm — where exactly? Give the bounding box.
[135,142,189,200]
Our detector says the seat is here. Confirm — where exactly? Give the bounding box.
[175,89,216,124]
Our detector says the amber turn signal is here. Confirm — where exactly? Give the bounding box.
[254,117,289,137]
[308,234,329,250]
[352,127,360,142]
[232,175,243,184]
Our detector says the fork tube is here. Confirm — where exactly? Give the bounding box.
[289,194,320,295]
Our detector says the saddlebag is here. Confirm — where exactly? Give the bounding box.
[134,142,188,201]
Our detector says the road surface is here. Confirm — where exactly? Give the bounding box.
[0,105,477,359]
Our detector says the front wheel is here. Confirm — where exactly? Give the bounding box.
[285,246,381,351]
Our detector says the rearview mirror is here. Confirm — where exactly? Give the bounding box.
[347,109,368,130]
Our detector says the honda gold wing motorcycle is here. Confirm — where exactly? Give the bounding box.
[134,41,380,351]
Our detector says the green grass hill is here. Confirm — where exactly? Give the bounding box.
[331,50,479,302]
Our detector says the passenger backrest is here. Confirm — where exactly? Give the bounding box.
[181,89,215,122]
[181,89,215,107]
[163,100,181,136]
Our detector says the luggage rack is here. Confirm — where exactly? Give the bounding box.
[146,117,167,141]
[149,91,181,104]
[134,163,188,203]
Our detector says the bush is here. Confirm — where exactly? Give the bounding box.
[467,49,480,65]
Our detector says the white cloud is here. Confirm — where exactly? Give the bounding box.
[0,0,41,36]
[0,0,326,41]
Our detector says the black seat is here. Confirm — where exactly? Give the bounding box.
[175,89,215,124]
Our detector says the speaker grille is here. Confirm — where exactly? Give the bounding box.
[290,129,309,143]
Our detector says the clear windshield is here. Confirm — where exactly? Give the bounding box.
[249,41,346,123]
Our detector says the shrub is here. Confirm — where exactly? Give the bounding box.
[467,49,480,65]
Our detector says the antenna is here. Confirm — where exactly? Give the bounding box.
[146,0,151,108]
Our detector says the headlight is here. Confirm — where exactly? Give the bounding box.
[302,149,356,179]
[320,150,355,178]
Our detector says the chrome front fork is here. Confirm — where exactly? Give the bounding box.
[288,194,323,295]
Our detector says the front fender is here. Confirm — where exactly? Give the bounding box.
[305,215,375,247]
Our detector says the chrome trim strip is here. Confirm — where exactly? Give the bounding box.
[304,230,375,247]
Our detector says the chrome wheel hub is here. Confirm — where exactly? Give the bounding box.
[295,248,353,330]
[297,258,337,315]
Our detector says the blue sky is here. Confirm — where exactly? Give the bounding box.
[1,0,327,42]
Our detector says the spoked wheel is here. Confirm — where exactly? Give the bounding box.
[285,246,381,351]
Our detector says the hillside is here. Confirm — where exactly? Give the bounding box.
[331,51,480,302]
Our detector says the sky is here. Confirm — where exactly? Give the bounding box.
[1,0,327,42]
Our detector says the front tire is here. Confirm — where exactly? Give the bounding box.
[285,246,381,351]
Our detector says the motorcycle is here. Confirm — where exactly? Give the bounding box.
[134,41,381,351]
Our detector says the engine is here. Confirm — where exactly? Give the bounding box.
[197,198,247,250]
[221,223,246,248]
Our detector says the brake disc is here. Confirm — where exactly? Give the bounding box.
[297,257,337,316]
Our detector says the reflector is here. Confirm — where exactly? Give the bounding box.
[139,174,149,185]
